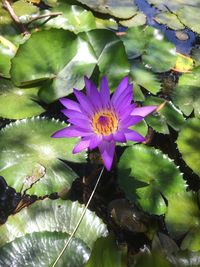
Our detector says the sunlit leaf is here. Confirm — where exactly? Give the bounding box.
[84,235,127,267]
[118,145,185,215]
[11,29,129,103]
[144,96,185,133]
[173,53,194,73]
[165,191,200,239]
[0,118,86,196]
[172,67,200,118]
[0,199,108,266]
[76,0,139,19]
[0,78,44,119]
[41,3,96,33]
[176,118,200,176]
[154,12,184,30]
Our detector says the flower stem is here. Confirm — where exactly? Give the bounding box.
[51,167,104,267]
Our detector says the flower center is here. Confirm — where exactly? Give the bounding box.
[92,110,118,136]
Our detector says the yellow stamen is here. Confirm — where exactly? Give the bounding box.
[92,110,118,136]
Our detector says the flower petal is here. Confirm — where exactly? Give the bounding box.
[131,106,157,117]
[61,109,88,120]
[73,89,94,115]
[117,104,135,120]
[124,129,145,142]
[84,76,102,109]
[73,138,90,153]
[114,89,133,111]
[89,135,102,150]
[52,126,92,138]
[120,115,144,128]
[60,98,81,112]
[111,76,129,105]
[100,76,110,107]
[67,118,92,130]
[113,131,126,143]
[98,141,115,171]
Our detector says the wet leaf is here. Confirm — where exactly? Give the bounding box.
[118,145,185,215]
[172,67,200,118]
[144,96,185,133]
[165,191,200,239]
[76,0,139,19]
[176,118,200,176]
[84,235,127,267]
[0,199,108,266]
[0,118,86,196]
[0,78,44,119]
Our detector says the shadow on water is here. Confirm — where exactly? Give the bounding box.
[135,0,196,54]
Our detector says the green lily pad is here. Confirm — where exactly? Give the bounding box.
[154,12,184,30]
[0,78,44,119]
[119,12,146,27]
[142,37,176,73]
[172,66,200,118]
[165,191,200,239]
[176,118,200,176]
[0,36,16,78]
[118,145,185,215]
[0,199,108,248]
[76,0,139,19]
[84,235,127,267]
[41,3,96,33]
[0,117,86,196]
[181,228,200,252]
[13,0,39,17]
[120,26,154,59]
[0,199,108,266]
[131,65,161,94]
[0,232,90,267]
[145,96,185,133]
[177,6,200,34]
[11,28,129,103]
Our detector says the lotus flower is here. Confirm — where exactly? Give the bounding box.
[52,76,156,170]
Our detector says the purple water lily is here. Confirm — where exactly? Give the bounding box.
[52,76,156,171]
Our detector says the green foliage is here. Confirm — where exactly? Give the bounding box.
[177,118,200,176]
[118,145,185,215]
[0,118,86,196]
[84,235,127,267]
[0,78,44,119]
[0,199,108,266]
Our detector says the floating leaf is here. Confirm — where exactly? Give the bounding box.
[11,29,129,103]
[76,0,139,19]
[0,36,16,78]
[142,36,177,73]
[154,12,184,30]
[131,65,161,94]
[173,53,194,73]
[84,235,127,267]
[118,145,185,215]
[144,96,185,133]
[0,232,90,267]
[176,118,200,176]
[42,3,96,33]
[181,228,200,252]
[0,118,86,196]
[177,6,200,34]
[0,199,107,248]
[0,199,108,266]
[119,12,146,27]
[172,67,200,118]
[165,191,200,239]
[120,26,154,59]
[13,0,39,17]
[0,78,44,119]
